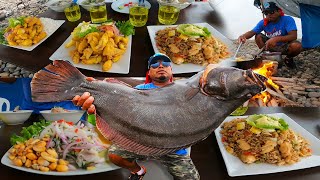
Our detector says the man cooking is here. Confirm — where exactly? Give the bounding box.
[238,1,302,68]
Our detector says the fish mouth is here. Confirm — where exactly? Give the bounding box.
[246,70,267,91]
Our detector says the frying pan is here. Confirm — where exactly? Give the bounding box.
[235,46,265,70]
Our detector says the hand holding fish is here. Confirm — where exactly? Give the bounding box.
[72,77,96,114]
[72,91,96,114]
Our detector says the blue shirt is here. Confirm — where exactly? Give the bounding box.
[252,16,297,39]
[134,83,188,156]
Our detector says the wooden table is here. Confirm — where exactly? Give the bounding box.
[1,107,320,180]
[0,1,218,78]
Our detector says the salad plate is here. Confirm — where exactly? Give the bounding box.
[1,120,120,175]
[111,0,151,14]
[1,151,119,175]
[2,18,65,51]
[214,113,320,177]
[147,22,234,74]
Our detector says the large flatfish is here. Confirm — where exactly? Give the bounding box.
[31,61,266,156]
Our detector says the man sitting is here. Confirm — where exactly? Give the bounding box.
[238,2,302,68]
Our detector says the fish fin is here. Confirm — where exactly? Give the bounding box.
[95,114,181,156]
[185,86,200,100]
[103,78,132,88]
[31,60,86,102]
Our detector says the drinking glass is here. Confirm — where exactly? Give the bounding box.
[90,3,107,24]
[64,4,81,22]
[158,4,180,25]
[129,4,149,27]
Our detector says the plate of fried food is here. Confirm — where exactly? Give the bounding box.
[0,16,65,51]
[147,23,234,74]
[1,120,119,175]
[215,113,320,177]
[50,21,134,73]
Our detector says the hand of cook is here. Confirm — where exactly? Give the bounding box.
[72,77,96,114]
[238,35,247,43]
[265,38,278,50]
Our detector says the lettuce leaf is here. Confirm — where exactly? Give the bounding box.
[72,22,99,38]
[8,16,26,28]
[0,28,7,44]
[87,114,96,126]
[246,114,288,131]
[115,20,135,37]
[177,24,211,37]
[10,120,51,145]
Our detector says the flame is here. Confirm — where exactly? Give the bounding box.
[252,62,278,104]
[253,62,279,90]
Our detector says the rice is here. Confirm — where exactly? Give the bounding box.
[155,27,230,66]
[220,118,312,165]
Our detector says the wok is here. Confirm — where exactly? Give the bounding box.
[234,46,265,70]
[235,56,263,70]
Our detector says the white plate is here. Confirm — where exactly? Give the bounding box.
[147,22,234,74]
[214,113,320,177]
[77,0,115,4]
[4,18,65,51]
[49,25,132,74]
[1,149,119,175]
[111,0,151,14]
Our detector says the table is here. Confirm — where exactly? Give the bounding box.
[1,107,320,180]
[0,1,218,78]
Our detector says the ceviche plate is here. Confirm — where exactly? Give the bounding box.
[214,113,320,177]
[1,150,119,175]
[49,26,132,74]
[147,22,234,74]
[3,18,65,51]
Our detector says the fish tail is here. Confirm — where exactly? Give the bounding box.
[31,60,86,102]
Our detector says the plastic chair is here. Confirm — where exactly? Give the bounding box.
[0,97,10,112]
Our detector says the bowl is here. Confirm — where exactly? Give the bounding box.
[46,0,73,12]
[77,0,105,11]
[0,110,33,125]
[40,110,85,123]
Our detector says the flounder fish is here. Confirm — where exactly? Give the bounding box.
[31,60,266,156]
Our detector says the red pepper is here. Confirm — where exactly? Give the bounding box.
[244,130,251,137]
[66,121,73,126]
[75,128,79,133]
[221,136,227,142]
[57,119,64,123]
[76,138,81,142]
[243,151,252,156]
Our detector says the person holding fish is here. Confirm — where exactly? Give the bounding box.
[72,53,200,180]
[31,55,266,179]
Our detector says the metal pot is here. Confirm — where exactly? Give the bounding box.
[261,51,282,62]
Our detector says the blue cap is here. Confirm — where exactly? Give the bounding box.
[263,2,279,12]
[148,53,171,69]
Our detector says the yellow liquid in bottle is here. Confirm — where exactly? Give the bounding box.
[64,5,81,22]
[158,5,180,25]
[129,6,148,27]
[90,5,107,24]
